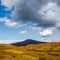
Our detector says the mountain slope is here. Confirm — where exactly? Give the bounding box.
[11,39,46,46]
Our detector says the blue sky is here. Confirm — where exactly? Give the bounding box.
[0,0,60,43]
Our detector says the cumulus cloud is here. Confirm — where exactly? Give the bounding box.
[39,2,60,28]
[0,17,22,28]
[40,28,53,37]
[11,0,54,28]
[20,30,27,34]
[1,0,60,37]
[11,0,60,28]
[1,0,60,28]
[1,0,20,10]
[5,20,21,28]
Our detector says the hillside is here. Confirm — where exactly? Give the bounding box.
[11,39,46,46]
[0,42,60,60]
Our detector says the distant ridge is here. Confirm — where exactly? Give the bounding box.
[11,39,46,46]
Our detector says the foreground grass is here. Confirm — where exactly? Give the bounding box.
[0,42,60,60]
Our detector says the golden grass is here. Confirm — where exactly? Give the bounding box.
[0,42,60,60]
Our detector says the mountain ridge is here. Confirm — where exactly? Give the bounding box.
[11,39,46,46]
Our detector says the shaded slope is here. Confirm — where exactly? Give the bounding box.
[11,39,46,46]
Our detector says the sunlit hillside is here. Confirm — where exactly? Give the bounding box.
[0,42,60,60]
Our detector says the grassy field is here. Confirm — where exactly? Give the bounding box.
[0,42,60,60]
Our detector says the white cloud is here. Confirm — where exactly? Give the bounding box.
[40,28,53,37]
[20,31,27,34]
[0,39,24,44]
[5,20,21,28]
[0,17,7,22]
[39,2,60,28]
[0,17,22,28]
[1,0,14,10]
[1,0,20,10]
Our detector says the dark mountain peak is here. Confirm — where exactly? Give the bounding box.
[25,39,34,41]
[24,39,39,43]
[11,39,46,46]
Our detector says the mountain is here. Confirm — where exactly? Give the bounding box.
[11,39,46,46]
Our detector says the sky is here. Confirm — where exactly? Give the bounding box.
[0,0,60,44]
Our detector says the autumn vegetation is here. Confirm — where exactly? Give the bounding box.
[0,42,60,60]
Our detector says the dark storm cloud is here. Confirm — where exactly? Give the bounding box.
[11,0,59,28]
[52,0,60,5]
